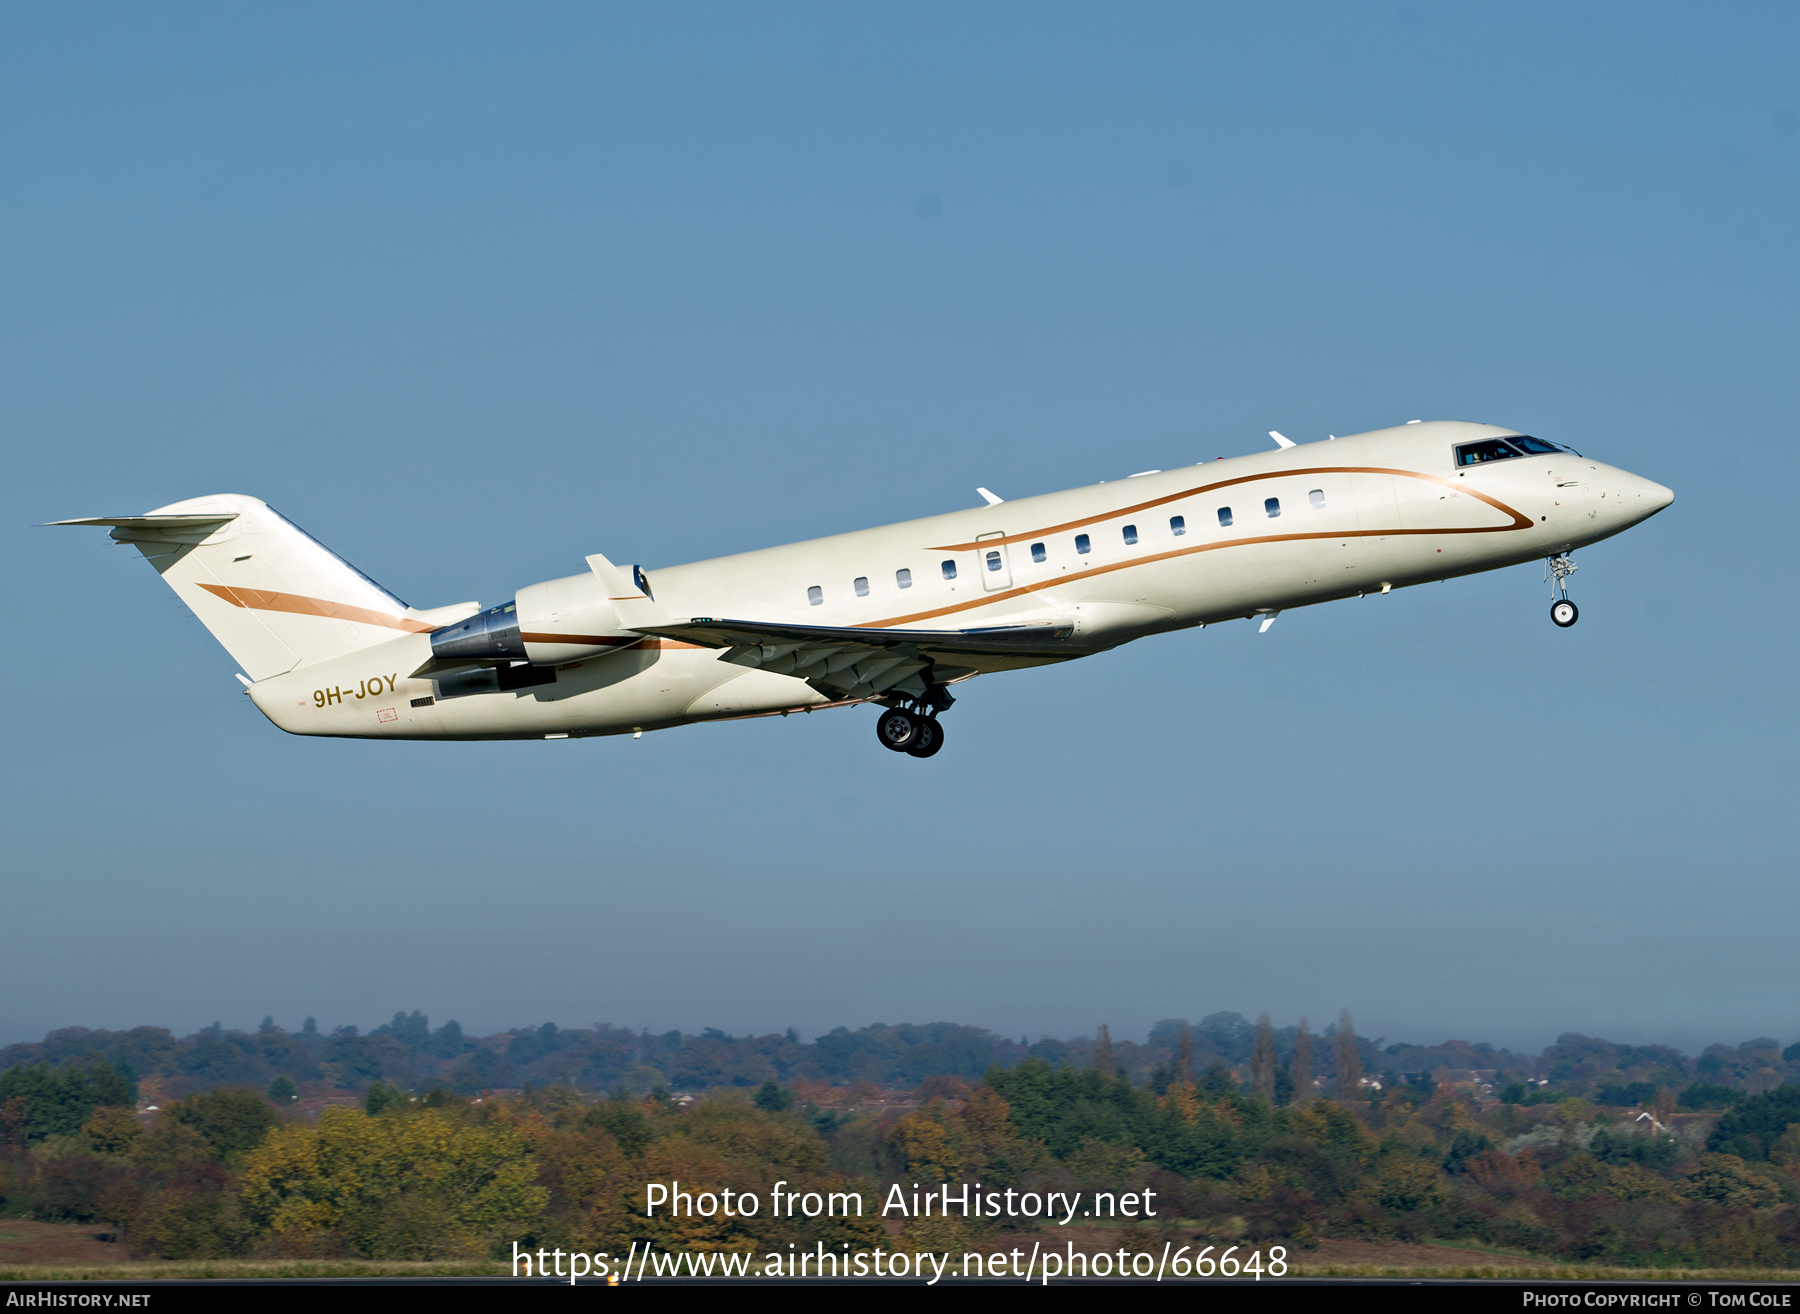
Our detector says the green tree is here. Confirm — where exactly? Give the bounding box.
[0,1060,134,1143]
[267,1076,298,1104]
[1198,1063,1236,1095]
[365,1082,406,1115]
[320,1029,383,1085]
[751,1080,792,1113]
[1708,1085,1800,1159]
[1682,1153,1785,1208]
[583,1100,652,1158]
[170,1087,277,1163]
[1681,1081,1745,1111]
[1273,1064,1295,1106]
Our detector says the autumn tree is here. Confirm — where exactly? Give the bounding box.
[1176,1023,1194,1084]
[240,1106,547,1258]
[82,1105,143,1155]
[891,1087,1045,1188]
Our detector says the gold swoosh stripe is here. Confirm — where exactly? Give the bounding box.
[195,583,437,633]
[869,476,1533,630]
[520,632,637,646]
[927,466,1528,551]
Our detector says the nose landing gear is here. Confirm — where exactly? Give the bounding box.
[875,685,953,758]
[1546,553,1579,627]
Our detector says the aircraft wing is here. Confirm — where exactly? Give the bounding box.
[633,617,1076,702]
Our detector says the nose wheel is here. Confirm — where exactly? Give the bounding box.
[1545,553,1579,627]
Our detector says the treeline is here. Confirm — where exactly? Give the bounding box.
[4,1061,1800,1266]
[4,1013,1797,1106]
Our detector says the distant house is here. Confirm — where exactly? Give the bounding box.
[1432,1068,1498,1094]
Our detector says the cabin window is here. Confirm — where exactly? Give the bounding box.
[985,550,1003,572]
[1122,524,1138,545]
[896,568,912,589]
[941,560,957,580]
[807,585,823,606]
[1218,507,1233,527]
[1309,489,1326,510]
[1075,533,1091,554]
[1265,497,1281,518]
[1030,542,1046,563]
[854,576,869,597]
[1170,515,1186,536]
[1454,438,1522,466]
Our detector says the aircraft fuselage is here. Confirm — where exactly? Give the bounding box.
[239,420,1672,743]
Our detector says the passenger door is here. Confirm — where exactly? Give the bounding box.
[976,532,1013,592]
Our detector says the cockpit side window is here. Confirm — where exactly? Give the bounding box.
[1506,435,1564,455]
[1454,439,1523,467]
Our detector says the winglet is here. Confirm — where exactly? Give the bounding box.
[586,553,676,631]
[976,488,1004,506]
[1269,431,1297,450]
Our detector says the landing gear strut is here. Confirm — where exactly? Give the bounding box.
[1546,553,1579,628]
[875,684,953,758]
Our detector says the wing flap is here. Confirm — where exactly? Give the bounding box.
[640,617,1074,657]
[634,616,1074,700]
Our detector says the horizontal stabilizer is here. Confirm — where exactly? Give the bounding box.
[49,514,239,530]
[50,495,433,679]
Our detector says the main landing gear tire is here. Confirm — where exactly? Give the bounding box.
[877,707,922,752]
[905,717,945,758]
[1551,599,1579,628]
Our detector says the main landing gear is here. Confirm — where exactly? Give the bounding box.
[875,686,953,759]
[1546,553,1579,628]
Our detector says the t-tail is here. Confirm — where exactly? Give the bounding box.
[51,494,476,680]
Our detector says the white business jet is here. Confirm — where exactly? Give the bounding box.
[55,420,1671,758]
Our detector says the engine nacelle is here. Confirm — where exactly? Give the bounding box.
[516,571,639,665]
[428,568,652,668]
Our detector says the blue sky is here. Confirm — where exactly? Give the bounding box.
[3,2,1795,1055]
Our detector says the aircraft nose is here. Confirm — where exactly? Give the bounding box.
[1627,474,1674,521]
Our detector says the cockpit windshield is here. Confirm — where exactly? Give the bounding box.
[1455,434,1580,467]
[1454,439,1524,466]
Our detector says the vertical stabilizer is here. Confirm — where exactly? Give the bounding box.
[54,494,447,679]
